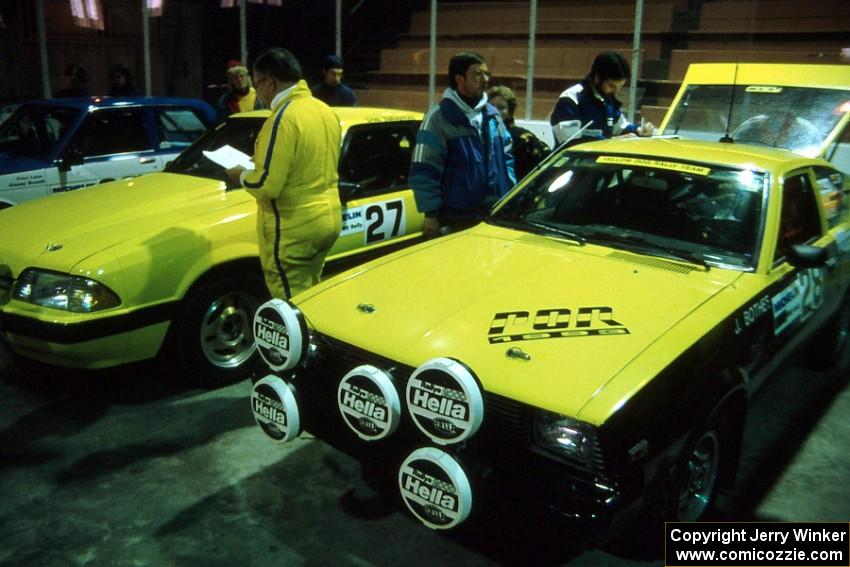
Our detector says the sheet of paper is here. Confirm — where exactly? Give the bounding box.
[202,145,254,170]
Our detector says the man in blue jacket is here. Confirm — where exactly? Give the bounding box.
[410,52,515,238]
[550,52,654,146]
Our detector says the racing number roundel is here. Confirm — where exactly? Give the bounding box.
[337,365,401,441]
[251,375,302,443]
[406,358,484,445]
[398,447,473,530]
[253,299,308,372]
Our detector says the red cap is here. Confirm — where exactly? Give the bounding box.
[226,59,243,69]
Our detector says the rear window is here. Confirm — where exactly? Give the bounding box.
[156,108,208,149]
[666,85,850,157]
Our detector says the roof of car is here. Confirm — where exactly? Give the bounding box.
[232,106,423,127]
[27,96,214,111]
[568,137,828,172]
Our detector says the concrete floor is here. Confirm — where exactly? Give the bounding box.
[0,342,848,567]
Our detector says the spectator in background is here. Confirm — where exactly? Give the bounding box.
[109,64,141,96]
[217,60,263,120]
[487,85,550,179]
[549,51,654,145]
[53,64,89,98]
[409,52,515,238]
[311,54,357,107]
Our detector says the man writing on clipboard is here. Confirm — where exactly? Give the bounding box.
[227,48,342,299]
[550,52,655,146]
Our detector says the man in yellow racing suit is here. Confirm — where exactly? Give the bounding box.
[228,48,342,299]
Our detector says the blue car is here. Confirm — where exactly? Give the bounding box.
[0,96,215,208]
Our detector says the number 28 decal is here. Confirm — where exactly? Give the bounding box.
[365,199,405,244]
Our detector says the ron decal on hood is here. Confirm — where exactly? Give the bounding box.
[487,306,630,344]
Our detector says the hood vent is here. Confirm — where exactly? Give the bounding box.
[606,251,697,274]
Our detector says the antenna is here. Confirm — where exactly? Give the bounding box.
[719,64,739,144]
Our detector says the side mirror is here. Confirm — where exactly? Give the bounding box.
[787,244,828,269]
[58,147,84,172]
[338,181,361,201]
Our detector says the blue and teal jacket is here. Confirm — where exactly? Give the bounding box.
[549,76,636,144]
[410,89,515,222]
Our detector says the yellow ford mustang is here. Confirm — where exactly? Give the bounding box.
[250,137,850,539]
[0,107,423,383]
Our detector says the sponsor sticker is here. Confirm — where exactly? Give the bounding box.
[253,299,307,371]
[340,206,365,237]
[772,268,824,335]
[596,156,711,176]
[251,375,301,443]
[406,358,483,445]
[337,365,401,441]
[398,447,472,530]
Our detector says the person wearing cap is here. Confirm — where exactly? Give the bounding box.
[225,48,342,299]
[310,54,357,107]
[217,60,264,121]
[549,51,654,146]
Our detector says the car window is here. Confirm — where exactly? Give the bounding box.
[491,153,766,269]
[165,116,264,186]
[339,122,417,198]
[775,173,823,262]
[0,105,79,159]
[666,85,848,156]
[814,166,848,229]
[70,108,151,157]
[156,108,208,149]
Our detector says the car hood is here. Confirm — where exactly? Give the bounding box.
[298,225,742,419]
[0,172,239,274]
[0,154,48,176]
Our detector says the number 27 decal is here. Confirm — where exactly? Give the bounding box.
[365,199,405,244]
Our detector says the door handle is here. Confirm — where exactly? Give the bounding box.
[139,157,156,164]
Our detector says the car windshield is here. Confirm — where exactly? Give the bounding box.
[165,116,265,187]
[666,85,850,157]
[490,153,767,269]
[0,104,80,159]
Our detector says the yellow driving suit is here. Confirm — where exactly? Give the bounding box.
[243,80,342,299]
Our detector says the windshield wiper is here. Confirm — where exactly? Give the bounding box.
[487,217,585,246]
[522,220,586,246]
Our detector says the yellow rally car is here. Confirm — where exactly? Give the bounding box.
[0,107,423,383]
[249,137,850,539]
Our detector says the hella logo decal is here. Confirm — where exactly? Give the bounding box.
[398,447,472,530]
[406,358,483,445]
[254,299,307,372]
[337,365,401,441]
[251,375,301,443]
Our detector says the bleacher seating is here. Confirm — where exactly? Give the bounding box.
[355,0,850,121]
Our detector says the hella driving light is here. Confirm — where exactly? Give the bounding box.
[13,268,120,313]
[533,410,598,467]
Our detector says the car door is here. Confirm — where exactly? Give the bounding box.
[153,107,211,168]
[0,104,80,205]
[332,120,423,259]
[45,107,159,194]
[757,169,836,370]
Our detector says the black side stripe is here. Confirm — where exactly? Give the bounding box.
[271,197,292,299]
[244,100,293,189]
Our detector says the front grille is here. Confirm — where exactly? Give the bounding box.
[306,333,603,477]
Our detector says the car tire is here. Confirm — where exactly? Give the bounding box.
[668,414,726,523]
[174,272,269,386]
[614,412,730,558]
[805,293,850,370]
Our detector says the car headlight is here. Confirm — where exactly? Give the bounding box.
[12,268,120,313]
[533,410,599,469]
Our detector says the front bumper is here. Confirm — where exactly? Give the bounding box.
[0,301,177,368]
[261,333,644,542]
